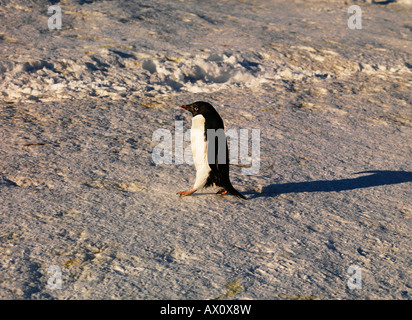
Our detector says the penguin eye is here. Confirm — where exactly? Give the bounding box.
[194,106,198,112]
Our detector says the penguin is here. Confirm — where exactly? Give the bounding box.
[177,101,246,199]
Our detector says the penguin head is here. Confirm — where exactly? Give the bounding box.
[180,101,216,117]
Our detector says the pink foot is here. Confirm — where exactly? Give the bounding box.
[177,189,196,196]
[216,189,228,195]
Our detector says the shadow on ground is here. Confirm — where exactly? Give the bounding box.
[251,170,412,198]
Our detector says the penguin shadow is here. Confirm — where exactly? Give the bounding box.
[250,170,412,198]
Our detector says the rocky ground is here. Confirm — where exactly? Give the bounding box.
[0,0,411,299]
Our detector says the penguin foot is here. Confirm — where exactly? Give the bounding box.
[177,189,196,197]
[216,189,228,195]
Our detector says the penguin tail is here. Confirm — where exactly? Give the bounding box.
[226,184,247,200]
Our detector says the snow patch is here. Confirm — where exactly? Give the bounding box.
[140,52,267,94]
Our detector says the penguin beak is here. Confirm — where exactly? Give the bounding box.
[181,105,193,113]
[180,104,194,115]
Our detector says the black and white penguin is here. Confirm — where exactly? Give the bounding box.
[177,101,246,199]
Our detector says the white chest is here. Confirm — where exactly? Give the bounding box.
[190,114,211,190]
